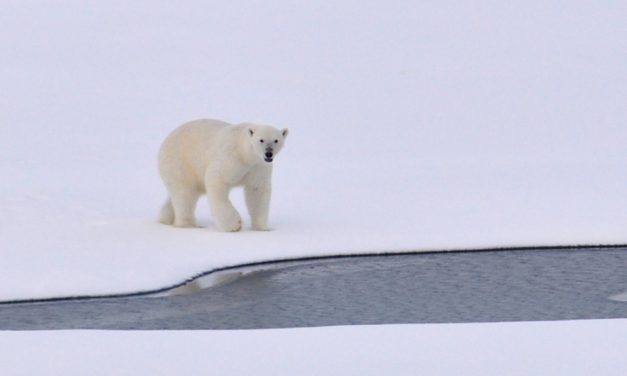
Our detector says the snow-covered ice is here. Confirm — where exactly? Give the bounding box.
[2,1,626,373]
[1,0,625,301]
[1,319,627,376]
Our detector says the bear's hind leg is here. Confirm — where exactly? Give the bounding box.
[170,189,200,227]
[159,198,175,225]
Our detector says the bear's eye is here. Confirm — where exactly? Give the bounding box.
[274,139,278,143]
[260,139,264,143]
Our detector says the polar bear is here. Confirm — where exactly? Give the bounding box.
[158,119,288,232]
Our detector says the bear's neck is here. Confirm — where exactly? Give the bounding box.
[238,133,262,166]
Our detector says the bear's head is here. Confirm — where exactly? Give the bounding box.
[247,125,289,163]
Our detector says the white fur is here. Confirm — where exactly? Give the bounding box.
[158,119,288,232]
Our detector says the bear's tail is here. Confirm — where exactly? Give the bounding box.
[159,198,175,225]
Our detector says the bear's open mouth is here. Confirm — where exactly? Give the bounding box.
[264,158,273,163]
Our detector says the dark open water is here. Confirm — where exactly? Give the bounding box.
[1,248,626,330]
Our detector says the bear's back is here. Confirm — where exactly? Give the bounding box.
[159,119,234,184]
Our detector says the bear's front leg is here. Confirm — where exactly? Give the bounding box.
[245,182,271,231]
[206,181,242,232]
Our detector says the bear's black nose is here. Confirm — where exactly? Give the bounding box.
[265,152,273,158]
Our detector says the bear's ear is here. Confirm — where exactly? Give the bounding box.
[281,128,289,138]
[248,129,254,136]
